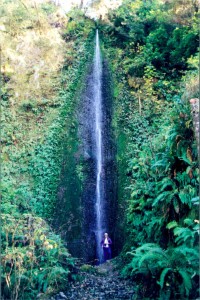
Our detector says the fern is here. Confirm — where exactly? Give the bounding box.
[147,216,163,238]
[158,267,171,288]
[173,227,194,245]
[177,140,192,165]
[138,251,167,269]
[179,192,191,207]
[133,243,159,252]
[177,246,199,266]
[175,172,192,186]
[151,158,169,169]
[178,269,192,297]
[124,243,198,298]
[152,191,174,206]
[166,221,178,229]
[183,218,193,226]
[178,185,197,208]
[158,177,175,192]
[191,196,199,205]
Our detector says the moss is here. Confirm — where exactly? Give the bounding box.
[80,264,96,274]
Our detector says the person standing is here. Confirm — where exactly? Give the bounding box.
[101,233,112,262]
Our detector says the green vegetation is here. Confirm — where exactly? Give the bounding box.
[99,0,199,298]
[1,0,199,299]
[1,214,73,300]
[1,1,95,298]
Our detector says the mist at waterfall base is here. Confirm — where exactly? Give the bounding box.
[53,30,117,264]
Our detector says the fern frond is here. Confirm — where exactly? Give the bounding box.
[152,191,173,206]
[158,178,175,192]
[166,221,178,229]
[178,269,192,297]
[174,227,194,245]
[126,251,136,256]
[167,249,186,269]
[191,196,199,206]
[151,158,169,169]
[138,252,166,268]
[49,266,70,279]
[135,243,159,252]
[179,192,191,207]
[183,218,193,226]
[147,217,162,237]
[176,246,199,262]
[158,267,172,289]
[176,172,191,186]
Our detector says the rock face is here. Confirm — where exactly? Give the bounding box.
[190,98,199,155]
[53,37,117,263]
[78,52,117,263]
[50,261,135,300]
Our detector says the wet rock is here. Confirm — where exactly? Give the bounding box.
[96,267,108,275]
[59,292,67,299]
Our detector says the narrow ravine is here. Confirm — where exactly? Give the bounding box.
[79,29,116,263]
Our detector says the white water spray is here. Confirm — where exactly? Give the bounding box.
[94,29,104,262]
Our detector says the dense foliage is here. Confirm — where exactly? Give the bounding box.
[1,214,73,300]
[100,0,199,298]
[1,1,95,298]
[1,0,199,299]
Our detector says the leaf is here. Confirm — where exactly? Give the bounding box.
[138,252,163,268]
[183,218,193,226]
[159,178,174,192]
[173,198,180,213]
[166,221,178,229]
[191,196,199,205]
[173,227,194,245]
[177,246,199,260]
[158,267,171,288]
[178,154,192,165]
[152,191,173,207]
[179,192,191,207]
[178,270,192,296]
[43,280,48,293]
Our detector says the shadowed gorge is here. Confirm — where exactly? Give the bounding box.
[1,0,199,299]
[53,30,117,264]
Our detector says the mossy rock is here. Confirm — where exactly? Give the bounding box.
[80,264,96,274]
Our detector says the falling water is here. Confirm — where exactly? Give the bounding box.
[94,29,104,262]
[54,29,117,263]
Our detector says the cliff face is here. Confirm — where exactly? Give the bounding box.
[53,44,117,263]
[1,0,199,298]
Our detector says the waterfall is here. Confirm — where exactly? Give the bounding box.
[74,28,116,263]
[94,29,104,263]
[54,29,117,263]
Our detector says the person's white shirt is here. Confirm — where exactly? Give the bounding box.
[104,238,109,247]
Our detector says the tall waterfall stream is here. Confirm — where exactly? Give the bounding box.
[79,28,117,264]
[94,30,104,262]
[54,29,117,264]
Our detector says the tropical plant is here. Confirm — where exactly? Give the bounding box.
[123,243,199,299]
[100,1,199,299]
[1,214,74,300]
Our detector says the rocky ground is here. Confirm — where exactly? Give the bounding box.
[50,260,135,300]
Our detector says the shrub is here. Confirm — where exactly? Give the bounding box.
[1,213,74,300]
